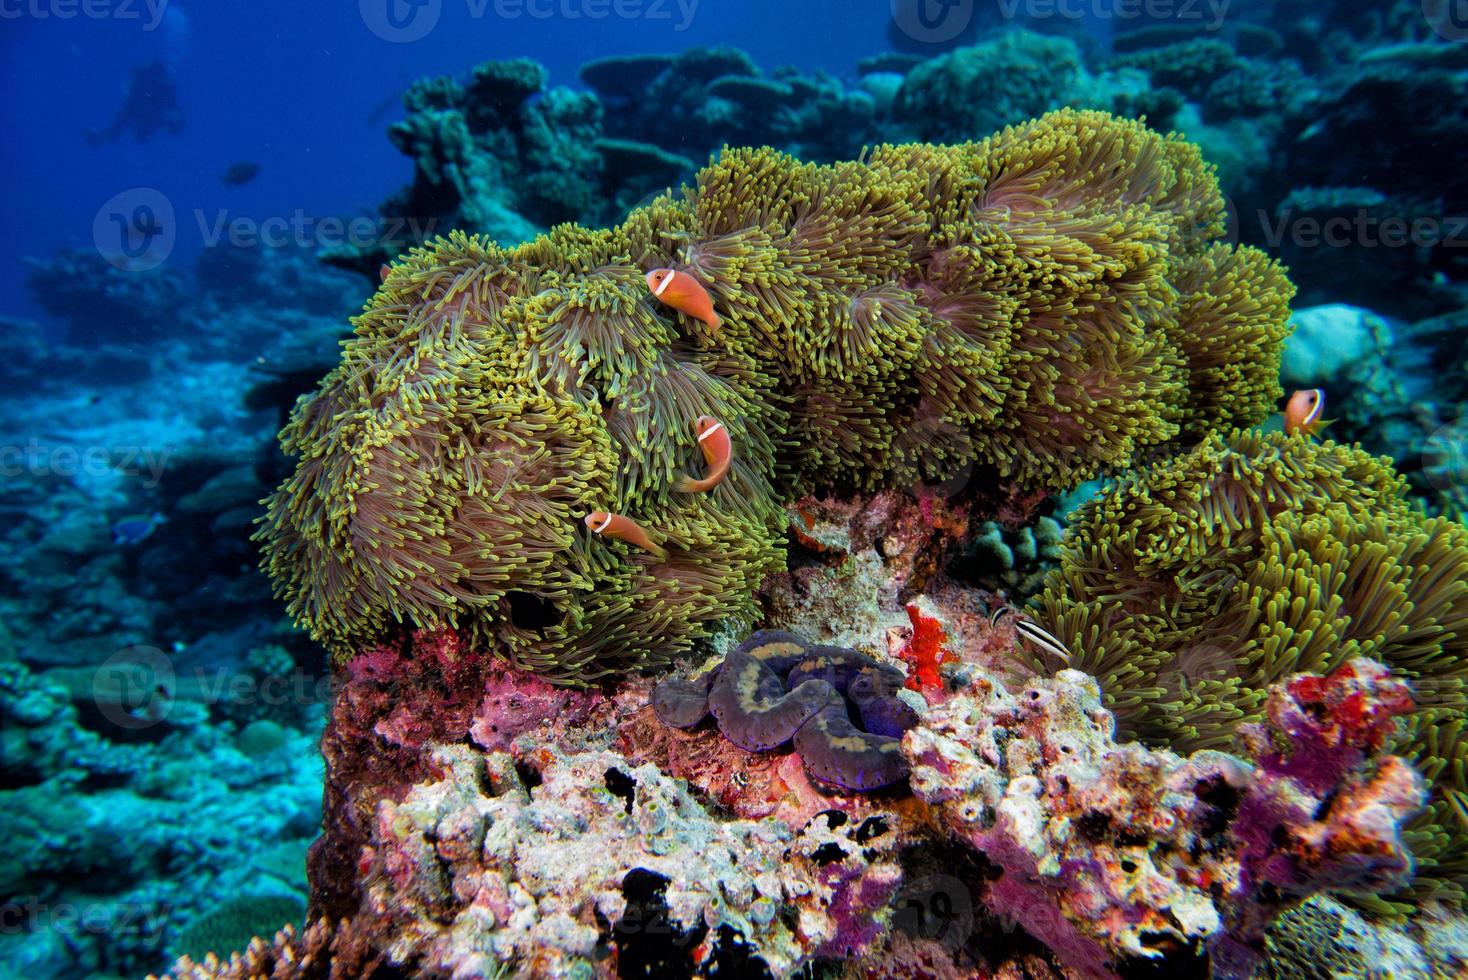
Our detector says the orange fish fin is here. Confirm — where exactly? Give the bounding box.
[675,473,710,493]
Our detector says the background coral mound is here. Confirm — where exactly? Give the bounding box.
[259,109,1294,682]
[1034,428,1468,906]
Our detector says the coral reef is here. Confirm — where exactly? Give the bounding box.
[948,516,1064,601]
[1262,895,1468,979]
[175,896,307,964]
[0,659,323,979]
[586,46,883,165]
[353,742,903,975]
[906,658,1423,979]
[0,241,355,979]
[1033,428,1468,906]
[19,19,1468,980]
[260,109,1294,683]
[894,32,1088,143]
[152,635,1427,979]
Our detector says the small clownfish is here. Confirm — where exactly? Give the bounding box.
[1283,388,1330,437]
[584,511,667,558]
[646,268,721,330]
[379,263,392,282]
[675,415,732,493]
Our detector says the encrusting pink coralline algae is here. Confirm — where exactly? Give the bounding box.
[906,658,1423,980]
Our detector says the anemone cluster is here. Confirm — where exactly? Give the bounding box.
[1033,428,1468,906]
[259,109,1294,683]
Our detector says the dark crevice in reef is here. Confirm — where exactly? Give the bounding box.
[814,809,848,830]
[1196,776,1242,840]
[505,590,562,631]
[514,759,544,793]
[614,867,706,979]
[604,766,637,813]
[854,814,890,845]
[698,924,776,979]
[0,762,44,791]
[894,838,1048,972]
[611,868,776,979]
[1116,933,1210,979]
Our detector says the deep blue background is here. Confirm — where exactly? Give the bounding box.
[0,0,903,329]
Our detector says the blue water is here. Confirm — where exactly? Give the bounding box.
[1,0,913,329]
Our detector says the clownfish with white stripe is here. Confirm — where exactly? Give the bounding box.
[675,415,732,493]
[584,510,667,558]
[1283,388,1331,437]
[646,268,721,330]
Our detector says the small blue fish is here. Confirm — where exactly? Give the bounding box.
[112,511,166,546]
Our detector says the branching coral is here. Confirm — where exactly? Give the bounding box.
[1033,428,1468,906]
[260,109,1294,683]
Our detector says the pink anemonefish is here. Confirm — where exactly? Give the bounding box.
[584,511,667,558]
[675,415,732,493]
[1283,388,1331,437]
[645,268,721,330]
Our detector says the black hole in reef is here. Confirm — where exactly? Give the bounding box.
[854,815,889,844]
[0,762,44,791]
[1120,858,1138,874]
[506,591,561,631]
[698,924,774,980]
[1195,777,1240,839]
[1076,810,1112,843]
[615,868,704,979]
[811,843,848,866]
[815,809,847,830]
[604,767,636,814]
[514,760,543,793]
[1116,932,1209,980]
